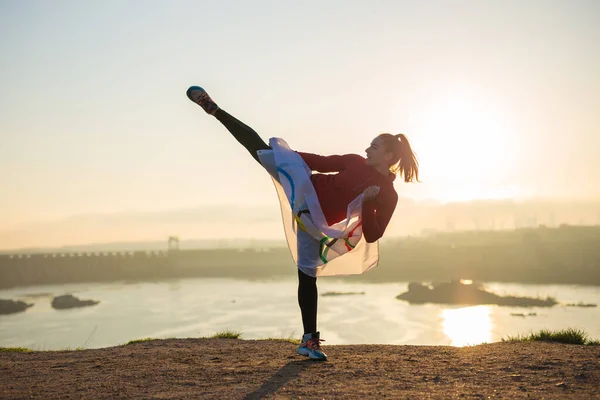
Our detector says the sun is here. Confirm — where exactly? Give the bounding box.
[411,90,521,202]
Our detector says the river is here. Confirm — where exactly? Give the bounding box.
[0,278,598,350]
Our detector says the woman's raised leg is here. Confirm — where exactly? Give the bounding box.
[186,86,270,163]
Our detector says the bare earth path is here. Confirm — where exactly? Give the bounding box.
[1,339,599,399]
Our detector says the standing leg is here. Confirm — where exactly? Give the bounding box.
[295,227,327,360]
[297,269,318,334]
[296,269,327,360]
[186,86,270,163]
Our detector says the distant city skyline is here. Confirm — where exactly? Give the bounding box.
[1,197,599,251]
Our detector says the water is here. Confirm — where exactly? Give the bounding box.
[0,278,598,350]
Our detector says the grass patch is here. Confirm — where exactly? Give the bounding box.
[502,328,598,345]
[0,347,32,353]
[126,338,156,345]
[209,330,242,339]
[258,337,301,345]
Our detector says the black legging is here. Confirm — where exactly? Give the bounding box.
[215,109,270,163]
[214,108,318,334]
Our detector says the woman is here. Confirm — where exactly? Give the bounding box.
[186,86,419,361]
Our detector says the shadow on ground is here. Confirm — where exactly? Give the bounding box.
[243,359,317,399]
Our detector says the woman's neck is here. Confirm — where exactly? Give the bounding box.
[374,165,390,176]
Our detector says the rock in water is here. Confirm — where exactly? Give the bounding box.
[0,299,34,315]
[396,280,558,307]
[51,294,99,310]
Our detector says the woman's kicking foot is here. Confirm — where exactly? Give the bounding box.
[186,86,219,115]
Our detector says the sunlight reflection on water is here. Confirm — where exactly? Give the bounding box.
[441,305,493,346]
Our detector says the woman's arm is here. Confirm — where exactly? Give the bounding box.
[361,194,398,243]
[297,152,358,173]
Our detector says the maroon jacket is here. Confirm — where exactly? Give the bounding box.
[297,152,398,243]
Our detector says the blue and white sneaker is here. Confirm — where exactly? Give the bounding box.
[297,332,328,361]
[186,86,219,115]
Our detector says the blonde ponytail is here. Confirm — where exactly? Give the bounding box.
[379,133,419,182]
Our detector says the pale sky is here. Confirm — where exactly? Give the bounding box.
[1,0,599,248]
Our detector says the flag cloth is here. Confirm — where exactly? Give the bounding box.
[257,137,379,277]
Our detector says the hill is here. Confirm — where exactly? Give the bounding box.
[1,339,598,399]
[1,225,600,288]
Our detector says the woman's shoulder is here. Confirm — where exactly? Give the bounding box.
[380,182,399,203]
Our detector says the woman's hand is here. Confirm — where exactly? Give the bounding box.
[362,186,380,203]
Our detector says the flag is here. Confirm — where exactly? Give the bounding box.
[258,138,379,277]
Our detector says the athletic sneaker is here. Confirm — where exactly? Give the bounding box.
[297,332,328,361]
[186,86,219,115]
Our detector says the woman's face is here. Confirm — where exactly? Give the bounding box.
[365,136,391,168]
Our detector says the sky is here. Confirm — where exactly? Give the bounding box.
[1,0,599,249]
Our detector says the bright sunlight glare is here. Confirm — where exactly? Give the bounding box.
[413,90,522,203]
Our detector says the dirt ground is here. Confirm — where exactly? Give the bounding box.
[1,339,599,399]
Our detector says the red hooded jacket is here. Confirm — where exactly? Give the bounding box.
[297,152,398,243]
